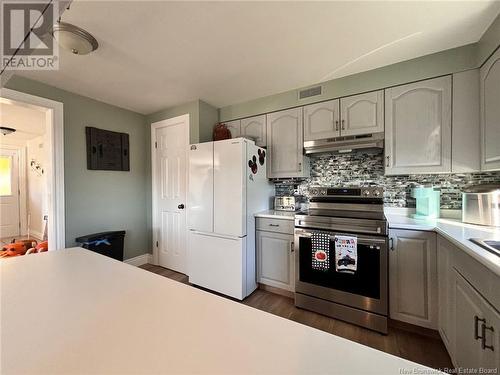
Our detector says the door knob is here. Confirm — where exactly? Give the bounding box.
[178,204,185,209]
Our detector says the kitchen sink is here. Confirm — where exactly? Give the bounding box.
[469,238,500,257]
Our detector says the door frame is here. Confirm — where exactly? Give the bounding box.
[151,114,190,267]
[0,88,65,250]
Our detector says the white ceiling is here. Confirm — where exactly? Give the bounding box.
[16,1,500,115]
[0,100,47,146]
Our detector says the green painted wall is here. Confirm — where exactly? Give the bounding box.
[477,13,500,67]
[146,99,218,144]
[219,43,479,121]
[5,75,149,260]
[219,14,500,122]
[148,100,200,144]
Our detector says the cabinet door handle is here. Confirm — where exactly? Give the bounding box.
[474,315,485,340]
[290,242,294,252]
[341,119,345,130]
[481,322,495,351]
[386,155,390,167]
[268,224,280,227]
[335,120,339,131]
[389,238,394,251]
[298,162,302,172]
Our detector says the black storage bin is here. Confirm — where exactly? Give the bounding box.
[75,231,126,261]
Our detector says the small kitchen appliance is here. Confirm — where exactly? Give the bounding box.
[411,187,440,219]
[274,196,301,211]
[462,184,500,227]
[295,186,388,334]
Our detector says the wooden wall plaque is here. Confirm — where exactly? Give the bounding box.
[86,127,130,171]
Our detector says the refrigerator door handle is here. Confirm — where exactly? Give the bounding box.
[190,230,245,241]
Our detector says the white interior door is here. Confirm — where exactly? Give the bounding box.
[153,115,189,273]
[0,149,20,238]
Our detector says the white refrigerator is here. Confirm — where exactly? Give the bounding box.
[187,138,272,299]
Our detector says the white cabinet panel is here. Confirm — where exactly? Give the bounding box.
[266,107,308,178]
[452,70,480,172]
[256,229,294,292]
[222,120,241,138]
[241,115,266,147]
[480,47,500,171]
[385,76,452,175]
[389,229,437,329]
[303,99,340,141]
[340,91,384,136]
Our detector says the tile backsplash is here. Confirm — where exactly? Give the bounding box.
[274,150,500,209]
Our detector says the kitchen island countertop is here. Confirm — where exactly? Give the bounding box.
[1,248,432,374]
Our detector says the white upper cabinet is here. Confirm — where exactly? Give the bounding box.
[241,115,266,147]
[452,70,481,173]
[480,47,500,171]
[340,90,384,136]
[222,120,241,138]
[303,99,340,141]
[266,107,308,179]
[384,76,452,175]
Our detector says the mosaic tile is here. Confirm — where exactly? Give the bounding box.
[274,150,500,209]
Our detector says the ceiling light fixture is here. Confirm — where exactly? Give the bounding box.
[52,22,98,55]
[0,127,16,136]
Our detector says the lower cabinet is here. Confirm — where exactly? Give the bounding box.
[389,229,438,329]
[436,234,499,369]
[454,270,499,369]
[256,219,294,292]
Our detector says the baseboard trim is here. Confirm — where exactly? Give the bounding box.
[389,319,441,340]
[124,253,153,267]
[258,283,294,299]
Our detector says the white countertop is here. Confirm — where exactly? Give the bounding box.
[386,213,500,277]
[1,248,430,375]
[255,209,296,220]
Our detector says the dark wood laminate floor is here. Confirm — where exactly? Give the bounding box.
[140,263,453,370]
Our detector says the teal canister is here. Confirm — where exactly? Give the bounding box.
[411,187,440,219]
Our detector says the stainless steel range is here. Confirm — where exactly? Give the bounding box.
[294,187,389,334]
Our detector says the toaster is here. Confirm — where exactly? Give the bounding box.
[462,184,500,227]
[274,196,300,212]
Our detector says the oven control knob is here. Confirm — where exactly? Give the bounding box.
[363,190,370,196]
[374,190,381,197]
[311,189,318,195]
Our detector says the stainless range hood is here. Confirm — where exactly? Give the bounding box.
[304,132,384,154]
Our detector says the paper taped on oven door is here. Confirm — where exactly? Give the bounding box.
[334,235,358,273]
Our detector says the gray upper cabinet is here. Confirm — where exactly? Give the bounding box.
[241,115,266,147]
[303,99,340,141]
[480,47,500,171]
[452,70,481,173]
[266,107,308,178]
[385,76,452,175]
[340,90,384,136]
[222,120,241,138]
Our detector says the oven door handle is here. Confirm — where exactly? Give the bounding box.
[295,230,387,246]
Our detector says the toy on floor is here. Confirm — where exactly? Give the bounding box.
[26,241,49,255]
[0,242,27,258]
